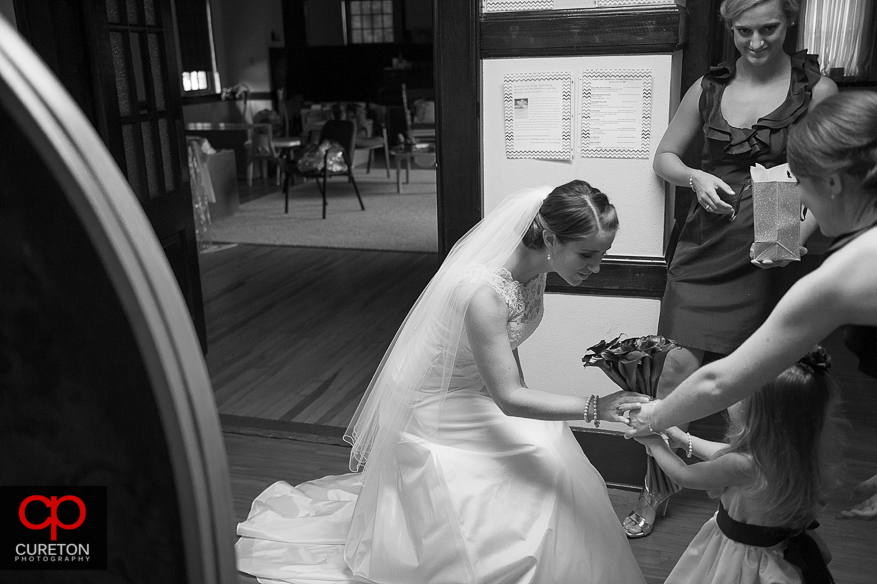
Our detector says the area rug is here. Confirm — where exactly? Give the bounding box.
[204,168,438,252]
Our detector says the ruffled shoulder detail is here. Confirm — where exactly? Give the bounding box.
[700,51,822,157]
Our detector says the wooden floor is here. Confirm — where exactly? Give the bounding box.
[201,243,438,429]
[204,202,877,583]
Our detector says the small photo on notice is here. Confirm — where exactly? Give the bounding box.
[514,98,529,119]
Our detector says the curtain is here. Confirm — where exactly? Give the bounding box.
[798,0,874,79]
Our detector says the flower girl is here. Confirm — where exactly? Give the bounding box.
[636,347,843,584]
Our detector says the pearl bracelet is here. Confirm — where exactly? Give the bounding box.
[584,395,594,423]
[686,433,693,459]
[583,394,600,428]
[688,172,696,191]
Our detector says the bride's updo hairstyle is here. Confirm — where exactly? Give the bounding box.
[787,91,877,195]
[523,179,618,249]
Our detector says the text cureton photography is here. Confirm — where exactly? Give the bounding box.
[0,487,107,571]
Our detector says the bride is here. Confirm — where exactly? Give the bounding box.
[236,181,649,584]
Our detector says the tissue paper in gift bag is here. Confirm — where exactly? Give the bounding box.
[750,163,800,262]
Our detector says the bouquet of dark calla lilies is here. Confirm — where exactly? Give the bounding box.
[583,334,680,498]
[582,334,678,393]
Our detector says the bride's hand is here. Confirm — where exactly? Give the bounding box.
[598,391,651,424]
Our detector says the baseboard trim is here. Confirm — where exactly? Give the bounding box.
[572,427,648,489]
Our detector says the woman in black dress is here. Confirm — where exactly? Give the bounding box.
[628,89,877,521]
[624,0,837,538]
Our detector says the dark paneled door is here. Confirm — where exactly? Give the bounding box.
[13,0,207,350]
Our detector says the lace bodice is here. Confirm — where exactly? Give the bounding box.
[462,266,546,349]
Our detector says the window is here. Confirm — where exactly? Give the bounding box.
[798,0,876,81]
[175,0,219,93]
[347,1,395,44]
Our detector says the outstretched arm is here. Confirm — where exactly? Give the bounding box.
[466,285,648,421]
[664,426,727,461]
[635,435,752,491]
[627,234,877,435]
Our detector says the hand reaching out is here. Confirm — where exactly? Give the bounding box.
[620,399,659,438]
[598,391,651,425]
[837,474,877,521]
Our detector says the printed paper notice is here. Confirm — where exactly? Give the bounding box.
[596,0,674,6]
[484,0,552,13]
[504,72,572,160]
[581,69,651,159]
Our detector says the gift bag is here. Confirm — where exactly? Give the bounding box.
[750,163,801,262]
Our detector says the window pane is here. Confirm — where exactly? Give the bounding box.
[148,33,165,110]
[350,1,361,15]
[383,0,392,12]
[144,0,156,25]
[110,33,132,116]
[106,0,121,23]
[126,0,139,24]
[352,30,362,43]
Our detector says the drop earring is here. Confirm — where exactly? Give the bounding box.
[547,250,552,261]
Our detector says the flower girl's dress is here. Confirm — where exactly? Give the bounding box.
[235,267,646,584]
[664,483,832,584]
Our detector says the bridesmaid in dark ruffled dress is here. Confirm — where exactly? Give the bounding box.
[628,90,877,520]
[624,0,838,538]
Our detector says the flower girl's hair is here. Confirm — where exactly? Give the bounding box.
[721,346,845,528]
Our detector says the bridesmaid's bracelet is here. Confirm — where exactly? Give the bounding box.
[646,408,658,435]
[686,433,693,459]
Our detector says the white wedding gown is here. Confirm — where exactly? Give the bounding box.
[236,267,646,584]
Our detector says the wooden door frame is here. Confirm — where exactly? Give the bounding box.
[434,0,482,258]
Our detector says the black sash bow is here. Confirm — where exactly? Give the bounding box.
[716,503,834,584]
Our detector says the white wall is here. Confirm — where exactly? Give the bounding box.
[482,51,682,431]
[518,295,661,431]
[482,53,678,257]
[212,0,283,92]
